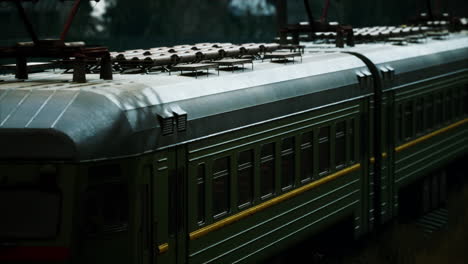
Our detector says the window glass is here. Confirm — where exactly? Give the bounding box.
[382,104,388,148]
[0,190,61,239]
[397,104,403,143]
[335,121,346,168]
[416,98,424,135]
[425,94,434,130]
[85,183,128,234]
[301,131,313,182]
[445,90,452,122]
[319,127,330,174]
[197,164,205,224]
[237,150,253,207]
[454,87,461,118]
[435,93,443,126]
[464,85,468,115]
[212,157,230,217]
[281,137,295,190]
[260,143,275,198]
[404,102,413,139]
[349,119,355,163]
[213,157,229,175]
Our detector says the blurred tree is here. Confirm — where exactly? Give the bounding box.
[101,0,276,50]
[0,0,99,46]
[0,0,467,49]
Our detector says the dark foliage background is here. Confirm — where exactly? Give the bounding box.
[0,0,467,50]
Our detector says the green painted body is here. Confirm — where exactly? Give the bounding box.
[1,73,466,263]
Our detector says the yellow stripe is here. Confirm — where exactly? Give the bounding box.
[189,163,361,240]
[395,118,468,153]
[370,152,388,163]
[158,243,169,254]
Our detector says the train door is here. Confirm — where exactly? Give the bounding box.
[139,160,157,264]
[143,147,187,264]
[150,149,176,264]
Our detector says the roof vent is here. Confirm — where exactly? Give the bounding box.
[157,110,174,136]
[171,105,188,132]
[380,65,395,81]
[356,70,372,89]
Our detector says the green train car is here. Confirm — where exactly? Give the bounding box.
[0,30,467,263]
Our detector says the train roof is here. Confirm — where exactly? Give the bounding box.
[0,31,467,162]
[344,32,468,88]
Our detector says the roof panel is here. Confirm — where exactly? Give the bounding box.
[25,90,80,129]
[1,89,53,128]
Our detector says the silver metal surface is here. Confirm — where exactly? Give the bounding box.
[1,33,467,161]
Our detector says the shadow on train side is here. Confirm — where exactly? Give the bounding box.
[263,154,468,264]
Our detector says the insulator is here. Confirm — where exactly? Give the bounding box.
[260,43,280,52]
[200,49,222,60]
[176,52,198,63]
[241,45,261,55]
[126,49,145,54]
[212,43,233,48]
[116,54,127,61]
[152,54,179,66]
[224,47,241,57]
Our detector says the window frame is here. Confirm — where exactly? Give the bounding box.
[196,163,206,225]
[335,120,347,169]
[212,156,231,219]
[260,142,276,200]
[280,136,295,191]
[300,131,314,184]
[318,126,331,176]
[237,149,254,209]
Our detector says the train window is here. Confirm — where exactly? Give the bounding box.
[453,87,462,118]
[404,102,413,140]
[335,121,346,168]
[281,137,295,190]
[301,131,313,182]
[396,104,403,143]
[435,92,443,126]
[212,157,230,218]
[382,103,388,149]
[260,143,275,198]
[416,98,424,135]
[464,85,468,115]
[349,119,355,163]
[319,127,330,175]
[213,156,229,175]
[445,90,452,122]
[237,150,254,208]
[0,189,61,239]
[84,183,129,234]
[197,164,206,224]
[425,94,434,130]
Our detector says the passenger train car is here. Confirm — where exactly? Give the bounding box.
[0,27,467,264]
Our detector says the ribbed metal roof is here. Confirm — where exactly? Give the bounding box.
[0,34,467,161]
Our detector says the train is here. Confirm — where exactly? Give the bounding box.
[0,22,467,264]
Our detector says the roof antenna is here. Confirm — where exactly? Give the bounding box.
[278,0,354,48]
[13,0,39,45]
[320,0,330,23]
[61,0,84,41]
[426,0,434,21]
[303,0,315,31]
[0,0,111,82]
